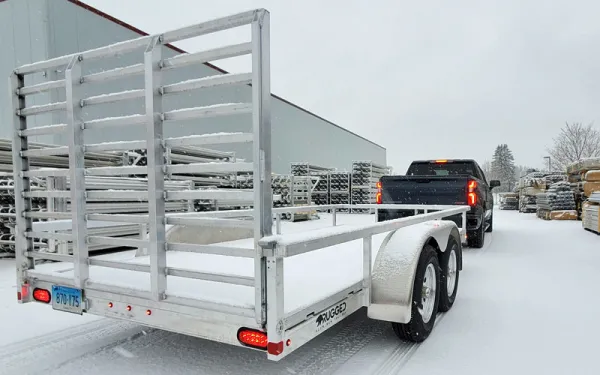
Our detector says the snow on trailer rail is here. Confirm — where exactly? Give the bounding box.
[9,8,469,361]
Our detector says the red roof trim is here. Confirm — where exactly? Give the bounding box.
[2,0,383,150]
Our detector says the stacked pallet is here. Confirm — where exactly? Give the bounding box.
[582,170,600,198]
[567,158,600,218]
[582,192,600,234]
[536,182,577,220]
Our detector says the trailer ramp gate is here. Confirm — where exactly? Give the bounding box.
[9,8,470,361]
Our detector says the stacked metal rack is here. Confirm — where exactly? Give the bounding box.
[290,163,333,220]
[329,171,351,212]
[0,174,48,255]
[128,144,238,187]
[0,173,195,255]
[225,173,291,213]
[311,172,330,209]
[350,161,392,213]
[536,181,577,220]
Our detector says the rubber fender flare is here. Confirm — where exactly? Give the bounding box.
[367,220,459,324]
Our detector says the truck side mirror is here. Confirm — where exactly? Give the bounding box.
[490,180,501,188]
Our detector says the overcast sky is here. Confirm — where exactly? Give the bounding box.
[85,0,600,172]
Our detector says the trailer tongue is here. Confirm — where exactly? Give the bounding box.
[9,9,469,361]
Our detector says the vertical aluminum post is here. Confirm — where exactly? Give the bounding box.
[144,36,167,301]
[65,56,89,287]
[10,72,34,298]
[252,10,274,326]
[363,236,372,306]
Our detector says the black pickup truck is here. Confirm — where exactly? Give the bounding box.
[376,159,500,248]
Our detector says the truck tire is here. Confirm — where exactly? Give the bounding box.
[438,238,460,312]
[392,245,440,343]
[485,213,493,233]
[467,214,485,248]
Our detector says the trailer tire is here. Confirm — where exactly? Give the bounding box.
[467,214,485,248]
[438,238,460,312]
[392,245,440,343]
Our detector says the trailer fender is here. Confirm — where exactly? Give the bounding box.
[367,220,460,324]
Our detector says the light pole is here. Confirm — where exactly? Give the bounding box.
[543,156,551,172]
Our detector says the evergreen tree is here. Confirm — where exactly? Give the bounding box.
[491,144,516,192]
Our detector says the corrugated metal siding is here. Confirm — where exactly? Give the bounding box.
[0,0,55,143]
[2,0,386,173]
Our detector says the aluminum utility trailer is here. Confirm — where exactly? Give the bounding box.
[9,9,469,361]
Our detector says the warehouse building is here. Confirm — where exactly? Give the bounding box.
[0,0,386,174]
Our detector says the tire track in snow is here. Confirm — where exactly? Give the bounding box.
[290,310,387,375]
[330,313,447,375]
[0,318,145,375]
[474,232,494,256]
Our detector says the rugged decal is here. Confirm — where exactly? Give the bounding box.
[315,301,347,332]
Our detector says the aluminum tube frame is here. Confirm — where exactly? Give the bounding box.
[251,10,273,328]
[9,72,34,294]
[65,55,89,288]
[163,132,253,147]
[162,103,252,122]
[260,206,471,257]
[161,72,252,94]
[144,36,167,302]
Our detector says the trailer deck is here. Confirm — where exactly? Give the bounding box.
[31,213,390,313]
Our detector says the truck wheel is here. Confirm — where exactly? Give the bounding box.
[467,214,485,248]
[438,238,460,312]
[392,245,440,343]
[485,213,493,233]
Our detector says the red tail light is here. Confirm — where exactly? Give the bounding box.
[238,328,268,350]
[467,180,477,206]
[33,288,51,303]
[376,181,382,204]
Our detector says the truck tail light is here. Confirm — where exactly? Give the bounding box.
[467,180,477,206]
[376,181,382,204]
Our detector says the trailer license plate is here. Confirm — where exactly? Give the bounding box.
[51,285,83,315]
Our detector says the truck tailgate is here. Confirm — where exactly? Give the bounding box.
[381,176,468,206]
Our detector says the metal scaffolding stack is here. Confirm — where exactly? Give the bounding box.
[311,172,330,208]
[0,139,123,173]
[536,181,577,220]
[290,163,332,219]
[0,174,195,255]
[329,171,351,213]
[0,174,48,255]
[128,145,238,188]
[350,161,392,213]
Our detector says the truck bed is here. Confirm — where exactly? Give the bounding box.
[32,214,390,314]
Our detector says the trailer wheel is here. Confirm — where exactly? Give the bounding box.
[392,245,440,343]
[438,238,460,312]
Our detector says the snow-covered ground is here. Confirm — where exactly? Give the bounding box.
[0,208,598,375]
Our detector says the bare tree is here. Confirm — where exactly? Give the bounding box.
[481,160,493,180]
[547,122,600,171]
